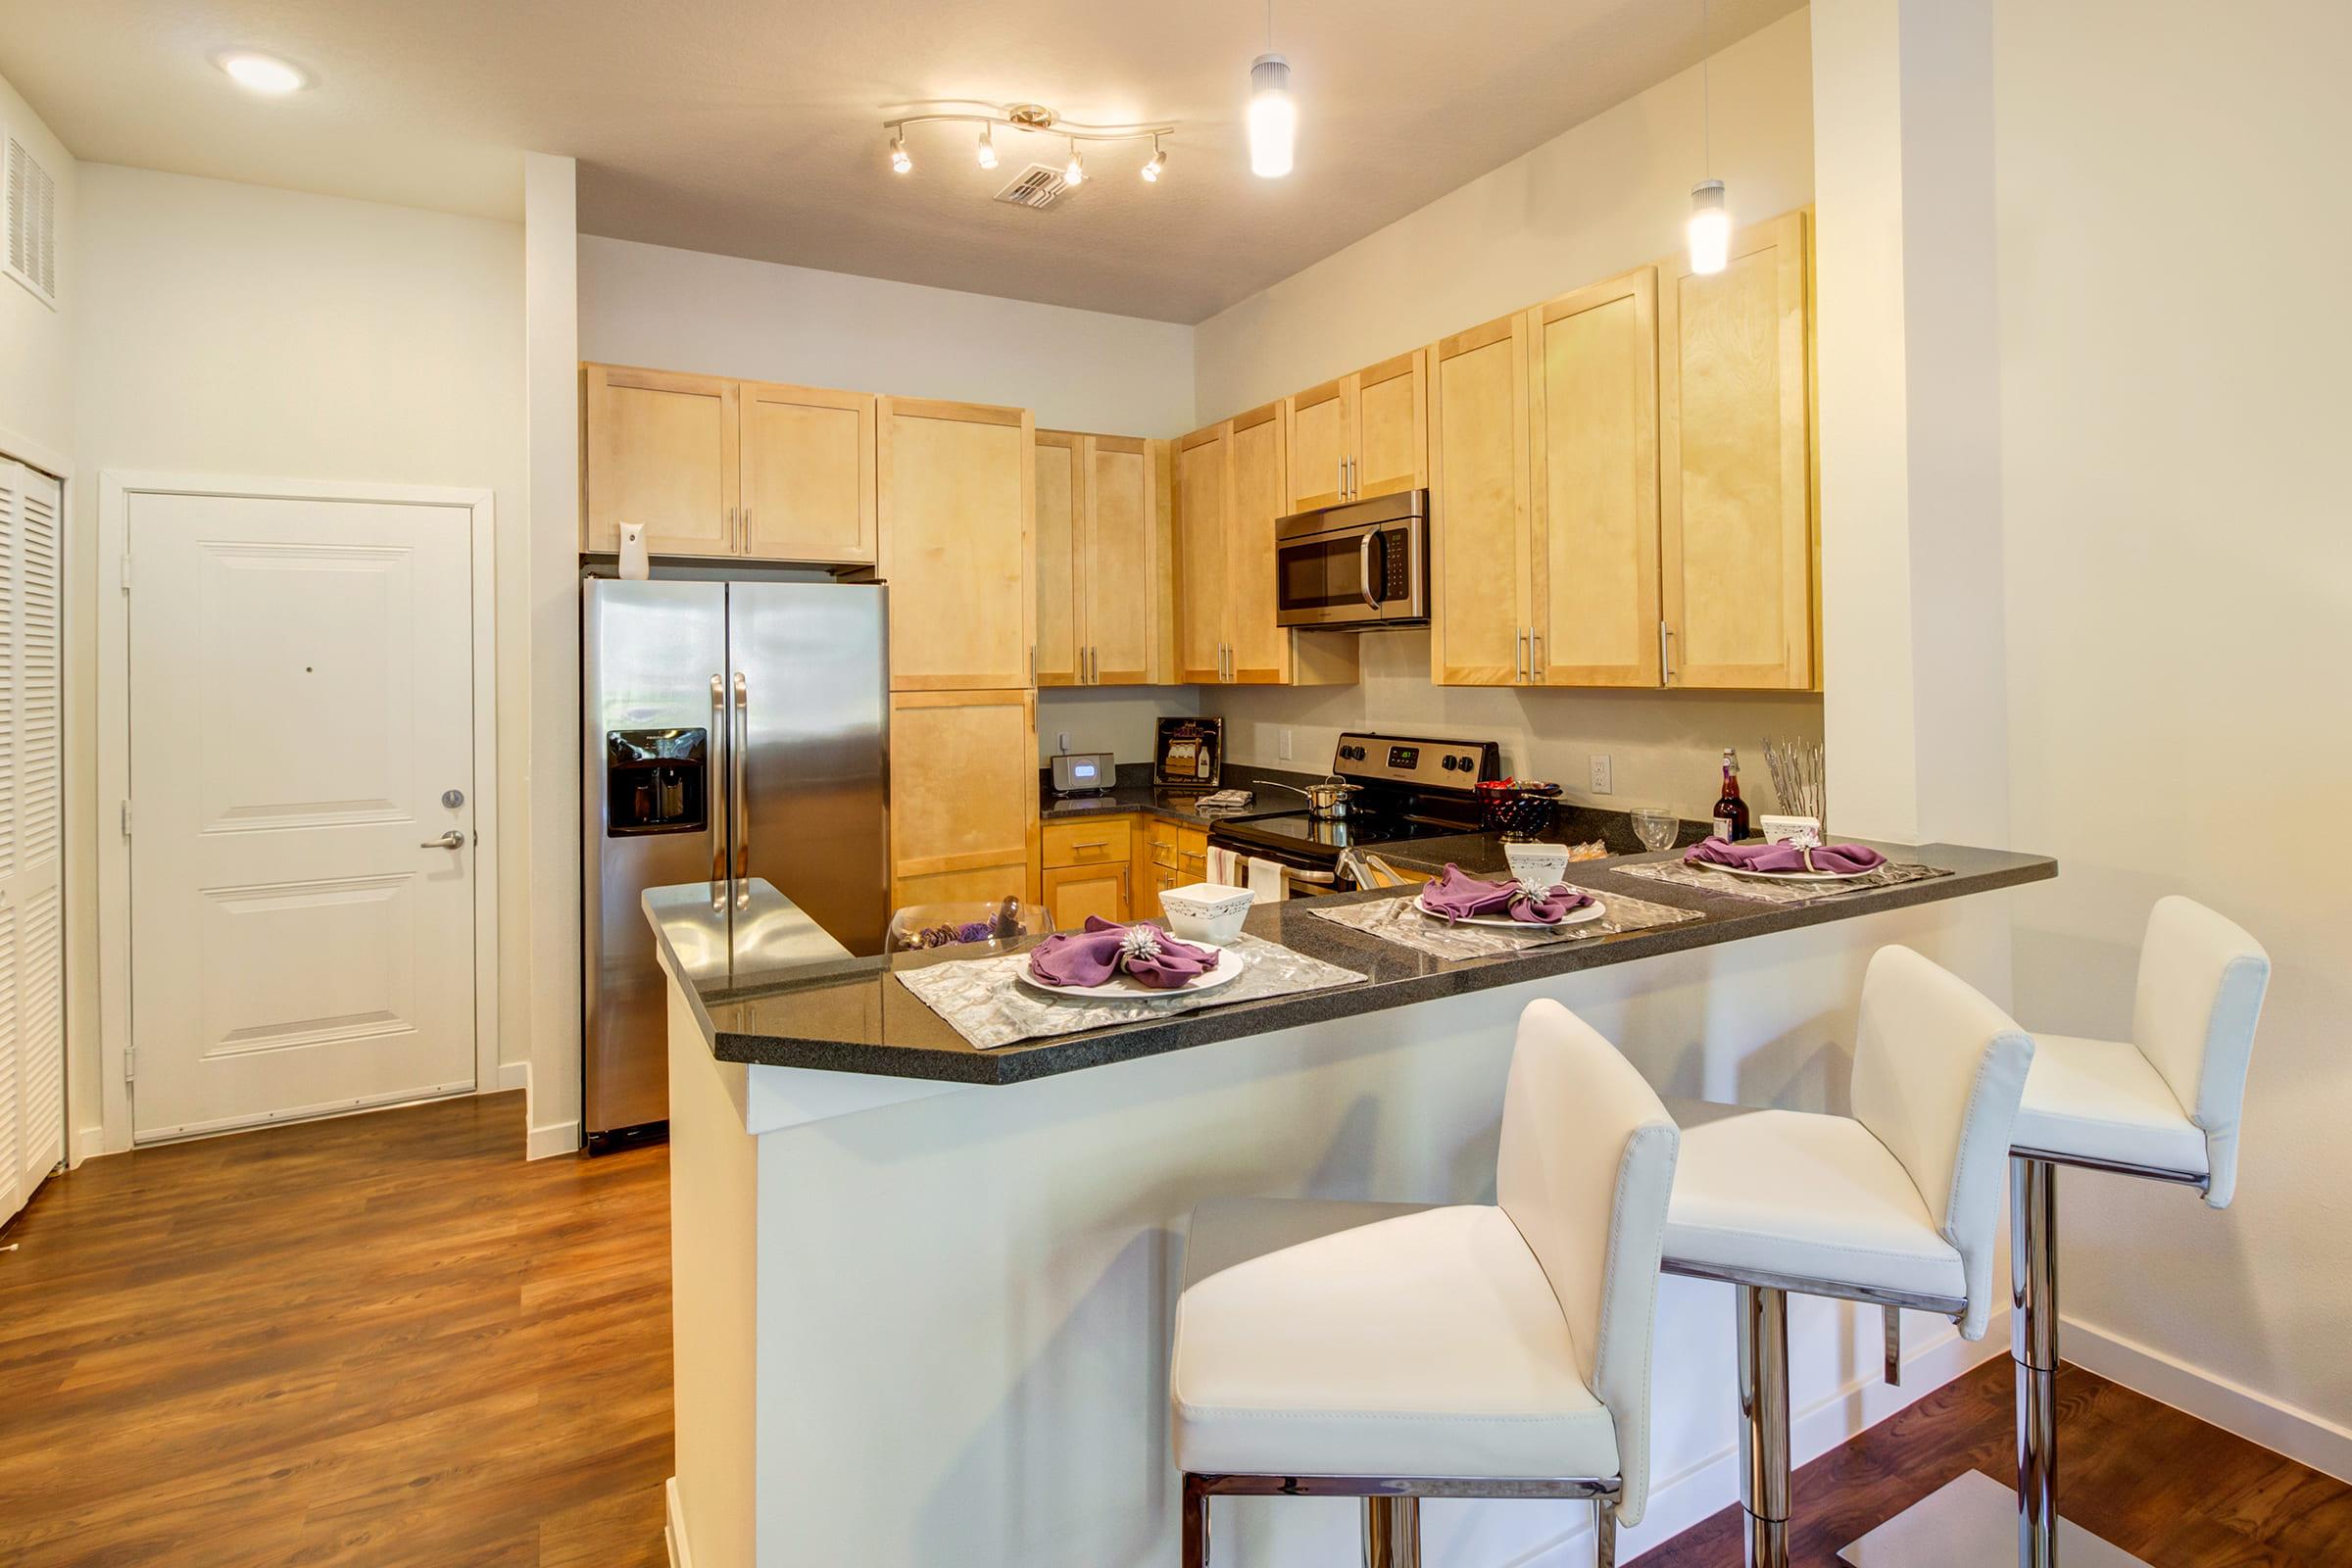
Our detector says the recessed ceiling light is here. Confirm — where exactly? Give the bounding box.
[217,52,308,96]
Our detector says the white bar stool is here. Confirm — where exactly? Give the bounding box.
[1839,897,2271,1567]
[1168,999,1681,1568]
[1662,946,2036,1568]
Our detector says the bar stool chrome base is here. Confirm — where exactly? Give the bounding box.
[1837,1471,2150,1567]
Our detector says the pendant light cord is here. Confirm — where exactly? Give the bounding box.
[1266,0,1275,51]
[1700,0,1712,176]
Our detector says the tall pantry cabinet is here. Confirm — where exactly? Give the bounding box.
[0,458,65,1227]
[877,397,1040,911]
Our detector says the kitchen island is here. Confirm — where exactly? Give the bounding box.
[655,844,2052,1568]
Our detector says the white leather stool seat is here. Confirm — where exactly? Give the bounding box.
[1172,1197,1623,1481]
[2014,1033,2208,1175]
[1663,1102,1966,1303]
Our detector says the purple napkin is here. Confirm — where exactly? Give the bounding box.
[1026,916,1221,991]
[1419,864,1595,924]
[1684,838,1887,875]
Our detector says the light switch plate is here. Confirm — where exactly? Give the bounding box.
[1056,731,1071,755]
[1589,755,1613,795]
[1279,727,1294,760]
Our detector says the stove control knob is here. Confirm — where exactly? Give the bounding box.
[1441,755,1458,771]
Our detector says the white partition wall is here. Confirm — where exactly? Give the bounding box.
[0,457,65,1225]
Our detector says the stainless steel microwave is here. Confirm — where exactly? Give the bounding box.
[1273,489,1429,628]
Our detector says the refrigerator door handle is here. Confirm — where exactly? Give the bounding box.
[710,673,727,911]
[732,670,751,908]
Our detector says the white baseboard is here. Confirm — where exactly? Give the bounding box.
[69,1123,108,1168]
[496,1059,530,1094]
[665,1476,693,1568]
[1500,1311,2011,1564]
[2061,1313,2352,1485]
[527,1116,581,1160]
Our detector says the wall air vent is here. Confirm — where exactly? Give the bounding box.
[4,129,58,310]
[993,165,1071,211]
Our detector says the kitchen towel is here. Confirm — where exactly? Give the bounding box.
[1207,845,1243,886]
[1246,857,1290,904]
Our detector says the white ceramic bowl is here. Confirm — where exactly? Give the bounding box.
[1158,882,1253,944]
[1503,841,1571,889]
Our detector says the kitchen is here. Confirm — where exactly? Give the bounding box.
[0,4,2344,1568]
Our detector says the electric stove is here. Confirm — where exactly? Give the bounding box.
[1207,732,1502,883]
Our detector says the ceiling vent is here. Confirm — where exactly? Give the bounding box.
[993,164,1072,211]
[4,129,58,310]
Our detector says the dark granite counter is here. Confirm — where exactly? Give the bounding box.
[1037,761,1329,824]
[648,841,2056,1089]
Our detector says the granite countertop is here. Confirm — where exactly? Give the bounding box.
[648,841,2057,1089]
[1037,761,1330,824]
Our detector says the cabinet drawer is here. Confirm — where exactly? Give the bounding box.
[1042,817,1134,869]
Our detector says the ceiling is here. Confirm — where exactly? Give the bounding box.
[0,0,1803,323]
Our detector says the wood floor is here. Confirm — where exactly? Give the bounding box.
[0,1093,670,1568]
[4,1093,2347,1566]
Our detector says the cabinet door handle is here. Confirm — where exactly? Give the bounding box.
[1659,619,1675,685]
[1531,631,1544,681]
[1337,457,1345,498]
[1516,626,1527,682]
[738,505,750,552]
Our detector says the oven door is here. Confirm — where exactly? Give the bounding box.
[1204,828,1348,897]
[1274,515,1427,627]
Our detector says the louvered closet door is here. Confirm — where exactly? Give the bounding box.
[0,459,64,1226]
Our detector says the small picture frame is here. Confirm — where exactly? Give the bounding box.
[1153,717,1224,788]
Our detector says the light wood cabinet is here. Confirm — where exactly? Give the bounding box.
[1429,313,1534,686]
[1658,211,1814,690]
[1285,350,1428,512]
[879,397,1034,692]
[1532,269,1662,687]
[887,688,1038,910]
[583,365,876,564]
[740,380,876,563]
[1136,816,1207,921]
[583,365,738,557]
[1036,431,1172,686]
[1042,863,1129,927]
[1172,404,1358,688]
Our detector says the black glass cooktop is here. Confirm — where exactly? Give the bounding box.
[1209,806,1476,856]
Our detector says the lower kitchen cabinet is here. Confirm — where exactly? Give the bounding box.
[1039,814,1136,926]
[1041,863,1130,927]
[887,689,1038,911]
[1136,816,1207,919]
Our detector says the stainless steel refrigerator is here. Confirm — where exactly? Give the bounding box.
[582,577,889,1149]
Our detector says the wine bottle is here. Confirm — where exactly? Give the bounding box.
[1712,748,1752,842]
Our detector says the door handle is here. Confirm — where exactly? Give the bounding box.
[418,830,466,850]
[1347,456,1356,499]
[1659,619,1675,685]
[732,671,750,908]
[710,673,727,910]
[1359,530,1382,611]
[1531,631,1544,681]
[1516,626,1527,682]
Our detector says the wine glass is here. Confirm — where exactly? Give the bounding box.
[1630,807,1679,854]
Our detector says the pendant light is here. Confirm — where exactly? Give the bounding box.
[1063,137,1086,186]
[1249,1,1294,177]
[889,128,911,173]
[1141,135,1167,182]
[1688,0,1728,273]
[976,123,998,171]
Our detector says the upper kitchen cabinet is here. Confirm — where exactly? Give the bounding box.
[1285,350,1429,512]
[582,365,738,557]
[1035,430,1172,687]
[887,688,1039,910]
[581,364,877,564]
[1657,211,1815,690]
[739,380,876,563]
[1175,404,1358,687]
[1531,268,1662,688]
[878,396,1035,692]
[1428,314,1533,687]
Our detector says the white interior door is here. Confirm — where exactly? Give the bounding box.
[127,491,477,1141]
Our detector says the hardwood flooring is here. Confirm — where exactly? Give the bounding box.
[0,1093,670,1568]
[3,1092,2347,1566]
[1642,1354,2352,1567]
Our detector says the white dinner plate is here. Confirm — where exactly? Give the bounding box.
[1016,941,1247,1001]
[1704,860,1884,884]
[1412,894,1607,931]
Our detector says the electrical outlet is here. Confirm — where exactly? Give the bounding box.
[1279,727,1294,760]
[1589,755,1614,796]
[1056,731,1071,755]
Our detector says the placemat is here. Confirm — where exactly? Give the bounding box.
[893,932,1366,1052]
[1309,887,1701,962]
[1614,857,1950,905]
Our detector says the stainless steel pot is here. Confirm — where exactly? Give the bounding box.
[1267,779,1361,819]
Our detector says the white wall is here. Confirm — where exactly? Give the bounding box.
[1991,0,2352,1467]
[1192,12,1824,818]
[0,68,74,475]
[70,166,527,1150]
[1194,9,1817,422]
[579,236,1196,437]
